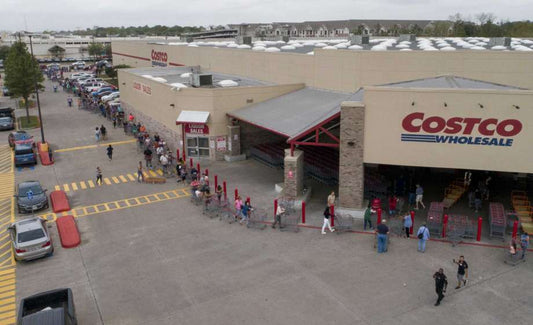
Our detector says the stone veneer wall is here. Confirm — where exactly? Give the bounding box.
[339,102,365,209]
[284,149,304,198]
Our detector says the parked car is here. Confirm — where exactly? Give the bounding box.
[14,143,37,167]
[8,131,34,148]
[92,87,114,96]
[102,92,120,102]
[8,216,53,261]
[15,181,49,213]
[71,61,85,69]
[0,116,14,131]
[78,78,103,86]
[17,288,76,325]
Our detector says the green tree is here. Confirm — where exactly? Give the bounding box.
[0,45,10,61]
[4,41,44,123]
[88,43,104,61]
[47,45,66,59]
[105,64,131,81]
[104,44,112,57]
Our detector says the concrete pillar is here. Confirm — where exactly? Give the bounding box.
[339,101,365,209]
[284,149,304,198]
[227,125,241,156]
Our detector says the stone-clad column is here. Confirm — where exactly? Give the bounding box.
[339,102,365,209]
[284,149,304,198]
[227,125,241,156]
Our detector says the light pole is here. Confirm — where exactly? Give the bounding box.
[28,34,46,144]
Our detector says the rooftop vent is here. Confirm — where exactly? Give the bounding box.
[191,74,213,88]
[488,37,511,47]
[350,35,369,45]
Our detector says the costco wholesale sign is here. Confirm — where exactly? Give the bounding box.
[401,112,522,147]
[151,50,168,67]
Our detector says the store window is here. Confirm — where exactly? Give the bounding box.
[187,136,210,157]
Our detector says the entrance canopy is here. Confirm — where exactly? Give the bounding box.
[176,110,210,125]
[228,87,361,141]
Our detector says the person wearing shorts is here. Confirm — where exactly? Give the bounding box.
[415,184,425,210]
[453,256,468,289]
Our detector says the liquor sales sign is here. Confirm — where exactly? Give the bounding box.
[401,112,522,147]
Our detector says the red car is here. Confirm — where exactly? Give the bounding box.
[8,131,34,149]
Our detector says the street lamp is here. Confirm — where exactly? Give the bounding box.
[28,34,46,144]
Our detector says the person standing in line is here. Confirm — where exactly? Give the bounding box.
[240,201,252,226]
[417,223,430,252]
[112,115,117,128]
[321,206,335,234]
[520,231,529,260]
[144,148,153,169]
[272,204,285,229]
[137,161,144,183]
[415,184,425,210]
[363,204,374,230]
[327,191,336,209]
[215,185,223,202]
[403,212,412,238]
[95,127,100,142]
[100,125,107,141]
[453,256,469,289]
[388,195,399,216]
[375,219,389,253]
[96,167,103,186]
[106,145,113,161]
[234,196,243,221]
[433,268,448,306]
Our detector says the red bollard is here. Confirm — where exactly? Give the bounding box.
[234,188,238,201]
[477,217,483,241]
[176,149,180,161]
[330,205,335,227]
[246,197,250,204]
[377,208,382,225]
[223,181,227,200]
[189,158,193,168]
[512,220,518,239]
[205,168,209,176]
[214,175,218,189]
[410,210,415,234]
[197,163,200,175]
[301,201,306,224]
[274,199,278,220]
[442,214,449,238]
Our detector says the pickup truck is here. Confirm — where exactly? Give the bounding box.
[17,288,77,325]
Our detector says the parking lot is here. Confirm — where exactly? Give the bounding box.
[1,78,532,324]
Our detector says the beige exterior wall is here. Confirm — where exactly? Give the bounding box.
[113,41,533,92]
[362,87,533,173]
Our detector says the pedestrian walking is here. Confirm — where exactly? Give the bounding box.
[433,268,448,306]
[106,145,113,161]
[417,223,430,252]
[96,167,103,185]
[327,191,336,209]
[67,97,72,107]
[453,256,469,289]
[240,201,252,225]
[520,230,529,260]
[375,219,389,253]
[234,196,243,221]
[100,125,107,141]
[137,161,144,183]
[415,184,425,210]
[321,206,335,234]
[272,204,285,229]
[363,204,374,230]
[95,127,100,142]
[112,116,117,128]
[403,212,412,238]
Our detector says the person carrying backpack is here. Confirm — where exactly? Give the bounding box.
[417,223,430,253]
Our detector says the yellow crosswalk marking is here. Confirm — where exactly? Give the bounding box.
[156,169,163,176]
[80,181,87,189]
[0,279,15,288]
[112,177,120,184]
[0,275,14,283]
[127,174,135,181]
[0,292,13,300]
[0,316,16,325]
[88,180,95,188]
[63,184,70,192]
[0,286,14,294]
[0,303,14,312]
[0,270,13,277]
[119,175,127,182]
[54,185,60,191]
[0,310,16,320]
[103,178,111,185]
[0,298,14,306]
[71,183,78,191]
[149,170,157,177]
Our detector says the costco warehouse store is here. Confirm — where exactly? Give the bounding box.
[113,40,533,232]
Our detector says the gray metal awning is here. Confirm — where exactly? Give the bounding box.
[176,110,210,124]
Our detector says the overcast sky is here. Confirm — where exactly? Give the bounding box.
[0,0,531,31]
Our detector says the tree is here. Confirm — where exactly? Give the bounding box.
[104,44,112,57]
[0,45,10,61]
[47,45,65,59]
[105,64,131,81]
[88,43,104,61]
[4,41,44,123]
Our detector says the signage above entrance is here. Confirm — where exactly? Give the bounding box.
[151,49,168,67]
[184,123,209,135]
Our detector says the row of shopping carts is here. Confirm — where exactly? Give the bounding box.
[446,215,476,246]
[489,202,506,240]
[511,190,533,235]
[442,178,468,209]
[427,202,445,237]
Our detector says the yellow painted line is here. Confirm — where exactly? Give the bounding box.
[63,184,70,192]
[0,298,14,306]
[149,170,157,177]
[0,316,16,325]
[80,181,87,189]
[0,304,15,313]
[0,275,14,283]
[88,180,95,188]
[0,310,15,320]
[0,292,13,300]
[0,270,13,278]
[0,222,10,232]
[142,172,149,178]
[54,185,60,191]
[55,139,136,153]
[103,178,111,185]
[127,174,135,181]
[71,182,78,191]
[111,177,120,184]
[119,175,127,182]
[156,169,163,176]
[0,240,10,251]
[0,279,13,289]
[0,286,14,294]
[0,251,11,261]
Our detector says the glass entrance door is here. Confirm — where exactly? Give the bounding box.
[187,136,210,157]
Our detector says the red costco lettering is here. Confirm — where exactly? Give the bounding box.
[151,49,168,62]
[402,112,522,137]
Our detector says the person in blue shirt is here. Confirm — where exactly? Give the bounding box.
[240,201,252,226]
[520,231,529,260]
[403,213,412,238]
[417,223,430,252]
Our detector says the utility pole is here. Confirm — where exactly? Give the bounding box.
[28,34,46,144]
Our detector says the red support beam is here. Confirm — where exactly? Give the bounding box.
[318,126,340,143]
[290,142,339,148]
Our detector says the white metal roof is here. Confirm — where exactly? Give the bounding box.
[176,110,210,124]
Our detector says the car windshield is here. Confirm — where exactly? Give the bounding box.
[20,185,43,195]
[18,229,45,243]
[0,117,11,122]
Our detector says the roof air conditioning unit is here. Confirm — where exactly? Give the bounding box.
[191,74,213,88]
[399,34,416,42]
[237,36,252,45]
[488,37,511,47]
[350,35,369,45]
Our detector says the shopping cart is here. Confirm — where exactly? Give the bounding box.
[247,208,267,230]
[489,203,506,240]
[280,212,300,233]
[334,214,354,234]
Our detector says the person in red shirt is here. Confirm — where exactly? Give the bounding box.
[388,195,399,216]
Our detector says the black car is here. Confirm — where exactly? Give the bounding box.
[16,181,49,214]
[0,116,14,131]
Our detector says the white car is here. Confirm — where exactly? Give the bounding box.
[70,73,91,79]
[85,84,109,92]
[71,61,85,69]
[79,78,103,86]
[102,92,119,102]
[8,217,54,261]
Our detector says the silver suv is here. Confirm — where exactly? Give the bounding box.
[8,217,54,261]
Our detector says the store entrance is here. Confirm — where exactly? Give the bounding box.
[187,135,210,157]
